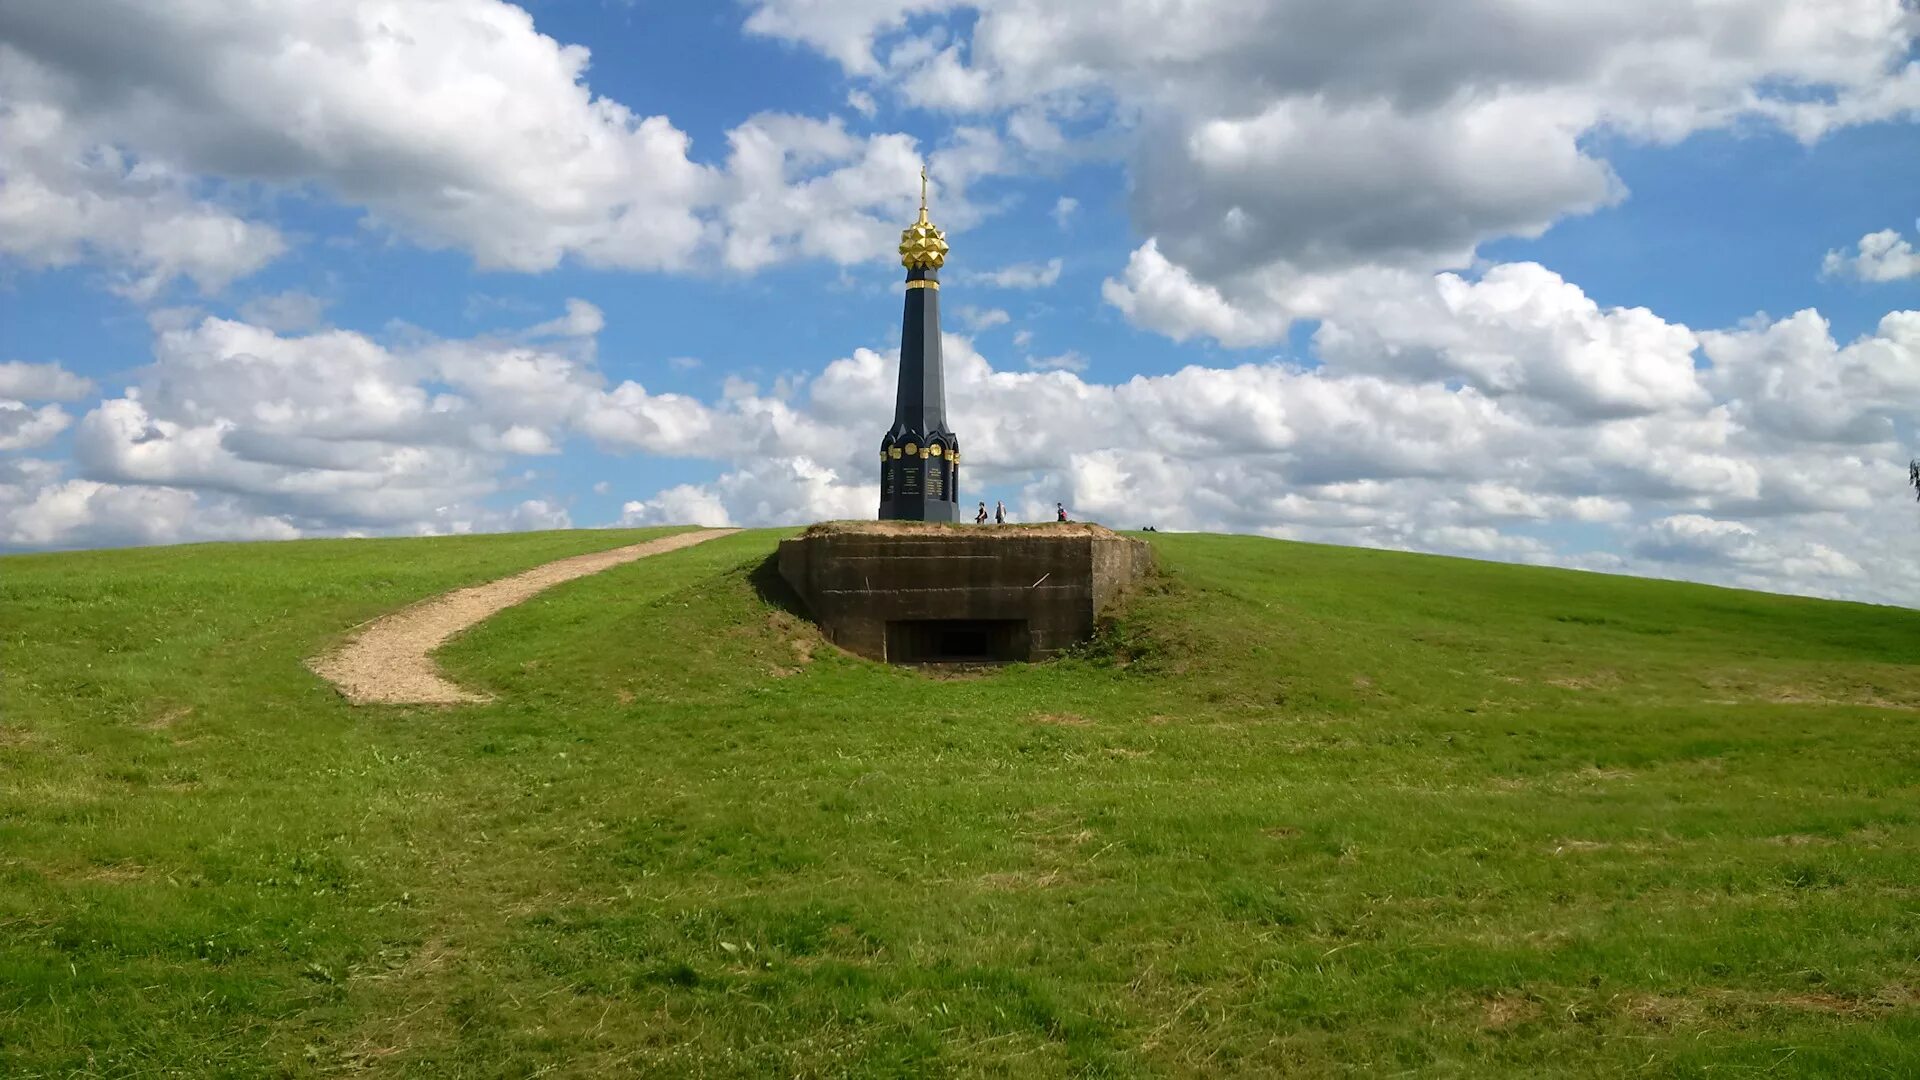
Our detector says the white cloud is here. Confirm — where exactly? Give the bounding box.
[0,360,95,402]
[0,1,1012,289]
[72,395,503,530]
[577,382,717,456]
[0,470,300,550]
[1700,308,1920,444]
[1631,514,1863,582]
[903,45,997,111]
[747,0,1920,313]
[698,456,873,524]
[743,0,957,76]
[955,305,1011,331]
[6,0,1912,308]
[237,290,329,333]
[1313,262,1707,420]
[524,299,606,340]
[489,425,559,456]
[0,460,582,548]
[1421,483,1635,527]
[1007,110,1065,154]
[505,498,572,531]
[1027,350,1087,373]
[0,101,285,299]
[964,257,1062,289]
[718,114,927,271]
[1052,196,1078,230]
[619,486,734,528]
[1823,223,1920,283]
[3,0,708,274]
[1139,92,1620,281]
[1101,240,1294,346]
[1110,253,1709,420]
[1632,514,1768,564]
[6,301,674,545]
[0,400,70,450]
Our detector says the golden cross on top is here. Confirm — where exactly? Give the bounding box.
[919,164,929,211]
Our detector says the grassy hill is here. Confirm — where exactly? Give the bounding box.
[3,527,1917,1077]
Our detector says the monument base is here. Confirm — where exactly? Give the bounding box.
[777,521,1154,663]
[877,495,960,522]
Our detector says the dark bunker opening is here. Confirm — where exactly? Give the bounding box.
[885,619,1030,664]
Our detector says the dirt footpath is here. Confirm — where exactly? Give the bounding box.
[309,528,737,705]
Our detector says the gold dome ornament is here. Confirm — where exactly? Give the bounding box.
[899,165,949,270]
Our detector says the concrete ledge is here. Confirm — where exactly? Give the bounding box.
[778,521,1154,662]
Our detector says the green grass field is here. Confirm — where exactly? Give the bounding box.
[3,527,1918,1077]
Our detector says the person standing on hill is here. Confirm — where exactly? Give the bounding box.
[1056,503,1069,522]
[975,502,989,524]
[994,500,1006,524]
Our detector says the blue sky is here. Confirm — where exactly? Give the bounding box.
[1,0,1917,606]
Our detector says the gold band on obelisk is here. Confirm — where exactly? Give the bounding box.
[905,279,938,290]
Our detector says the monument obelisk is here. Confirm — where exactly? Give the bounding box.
[780,166,1153,662]
[878,167,960,522]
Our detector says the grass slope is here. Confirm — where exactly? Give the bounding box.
[2,529,1918,1077]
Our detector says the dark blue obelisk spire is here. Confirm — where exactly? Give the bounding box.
[879,166,960,522]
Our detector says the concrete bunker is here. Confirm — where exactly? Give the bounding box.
[777,521,1153,664]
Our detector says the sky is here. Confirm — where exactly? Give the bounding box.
[0,0,1917,606]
